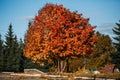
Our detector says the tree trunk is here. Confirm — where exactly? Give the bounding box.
[58,59,60,72]
[57,59,67,73]
[66,58,69,72]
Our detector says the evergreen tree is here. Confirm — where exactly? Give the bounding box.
[0,34,4,71]
[4,24,15,71]
[18,38,24,72]
[12,36,22,72]
[4,24,24,72]
[112,21,120,70]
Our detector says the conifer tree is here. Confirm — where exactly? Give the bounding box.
[4,24,15,71]
[0,34,4,71]
[18,38,24,72]
[4,24,23,72]
[12,36,21,72]
[112,21,120,70]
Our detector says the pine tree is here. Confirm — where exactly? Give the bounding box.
[4,24,15,71]
[18,38,24,72]
[4,24,23,72]
[0,34,4,72]
[12,36,21,72]
[112,21,120,70]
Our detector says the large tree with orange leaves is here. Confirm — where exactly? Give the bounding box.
[24,4,97,72]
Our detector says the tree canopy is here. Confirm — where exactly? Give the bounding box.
[87,32,115,69]
[24,4,97,72]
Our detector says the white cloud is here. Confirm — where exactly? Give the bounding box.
[96,23,117,41]
[17,15,34,21]
[96,23,116,32]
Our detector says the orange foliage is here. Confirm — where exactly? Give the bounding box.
[24,4,97,61]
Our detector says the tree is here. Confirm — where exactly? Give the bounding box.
[24,4,97,72]
[12,36,23,72]
[4,24,24,72]
[0,34,4,71]
[18,38,24,72]
[87,32,115,69]
[4,24,15,71]
[112,21,120,70]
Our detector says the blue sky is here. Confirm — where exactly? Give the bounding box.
[0,0,120,41]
